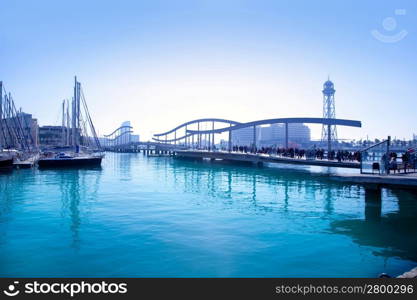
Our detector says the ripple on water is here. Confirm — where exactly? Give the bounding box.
[0,152,416,277]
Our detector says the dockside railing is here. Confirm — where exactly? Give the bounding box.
[360,136,417,175]
[360,137,390,175]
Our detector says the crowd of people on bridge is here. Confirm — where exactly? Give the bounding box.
[229,145,361,162]
[379,150,417,174]
[197,143,417,172]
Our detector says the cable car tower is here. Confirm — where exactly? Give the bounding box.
[321,78,337,152]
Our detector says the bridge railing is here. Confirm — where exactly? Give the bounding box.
[360,139,390,175]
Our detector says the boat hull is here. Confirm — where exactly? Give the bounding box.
[38,157,102,168]
[0,158,14,171]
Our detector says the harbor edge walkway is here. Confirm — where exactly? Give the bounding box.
[175,150,417,189]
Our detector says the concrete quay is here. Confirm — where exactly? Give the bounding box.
[330,173,417,189]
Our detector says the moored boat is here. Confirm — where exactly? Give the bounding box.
[37,76,104,169]
[38,152,103,168]
[0,154,13,170]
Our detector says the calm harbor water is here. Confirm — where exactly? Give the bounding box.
[1,152,416,277]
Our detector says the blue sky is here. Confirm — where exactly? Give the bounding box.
[1,0,416,141]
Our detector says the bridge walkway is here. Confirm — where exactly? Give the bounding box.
[175,150,359,168]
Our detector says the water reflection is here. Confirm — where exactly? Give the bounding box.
[169,158,357,214]
[48,168,102,249]
[330,189,417,262]
[0,172,14,216]
[0,171,22,250]
[365,188,382,222]
[105,153,133,180]
[168,158,417,264]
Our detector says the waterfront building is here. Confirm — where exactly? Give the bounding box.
[284,123,311,144]
[1,112,39,148]
[39,126,65,146]
[109,121,134,145]
[17,112,39,147]
[231,123,311,147]
[131,134,140,142]
[39,125,79,147]
[259,123,311,147]
[231,126,261,147]
[118,121,132,145]
[23,113,39,147]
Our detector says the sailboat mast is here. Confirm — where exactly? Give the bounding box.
[0,81,3,149]
[62,100,65,146]
[72,76,76,148]
[72,76,82,152]
[66,100,70,146]
[77,82,81,135]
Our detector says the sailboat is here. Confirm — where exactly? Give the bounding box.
[0,152,13,170]
[38,76,104,168]
[38,152,102,168]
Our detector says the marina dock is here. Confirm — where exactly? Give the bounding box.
[330,172,417,189]
[13,154,39,169]
[13,161,34,169]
